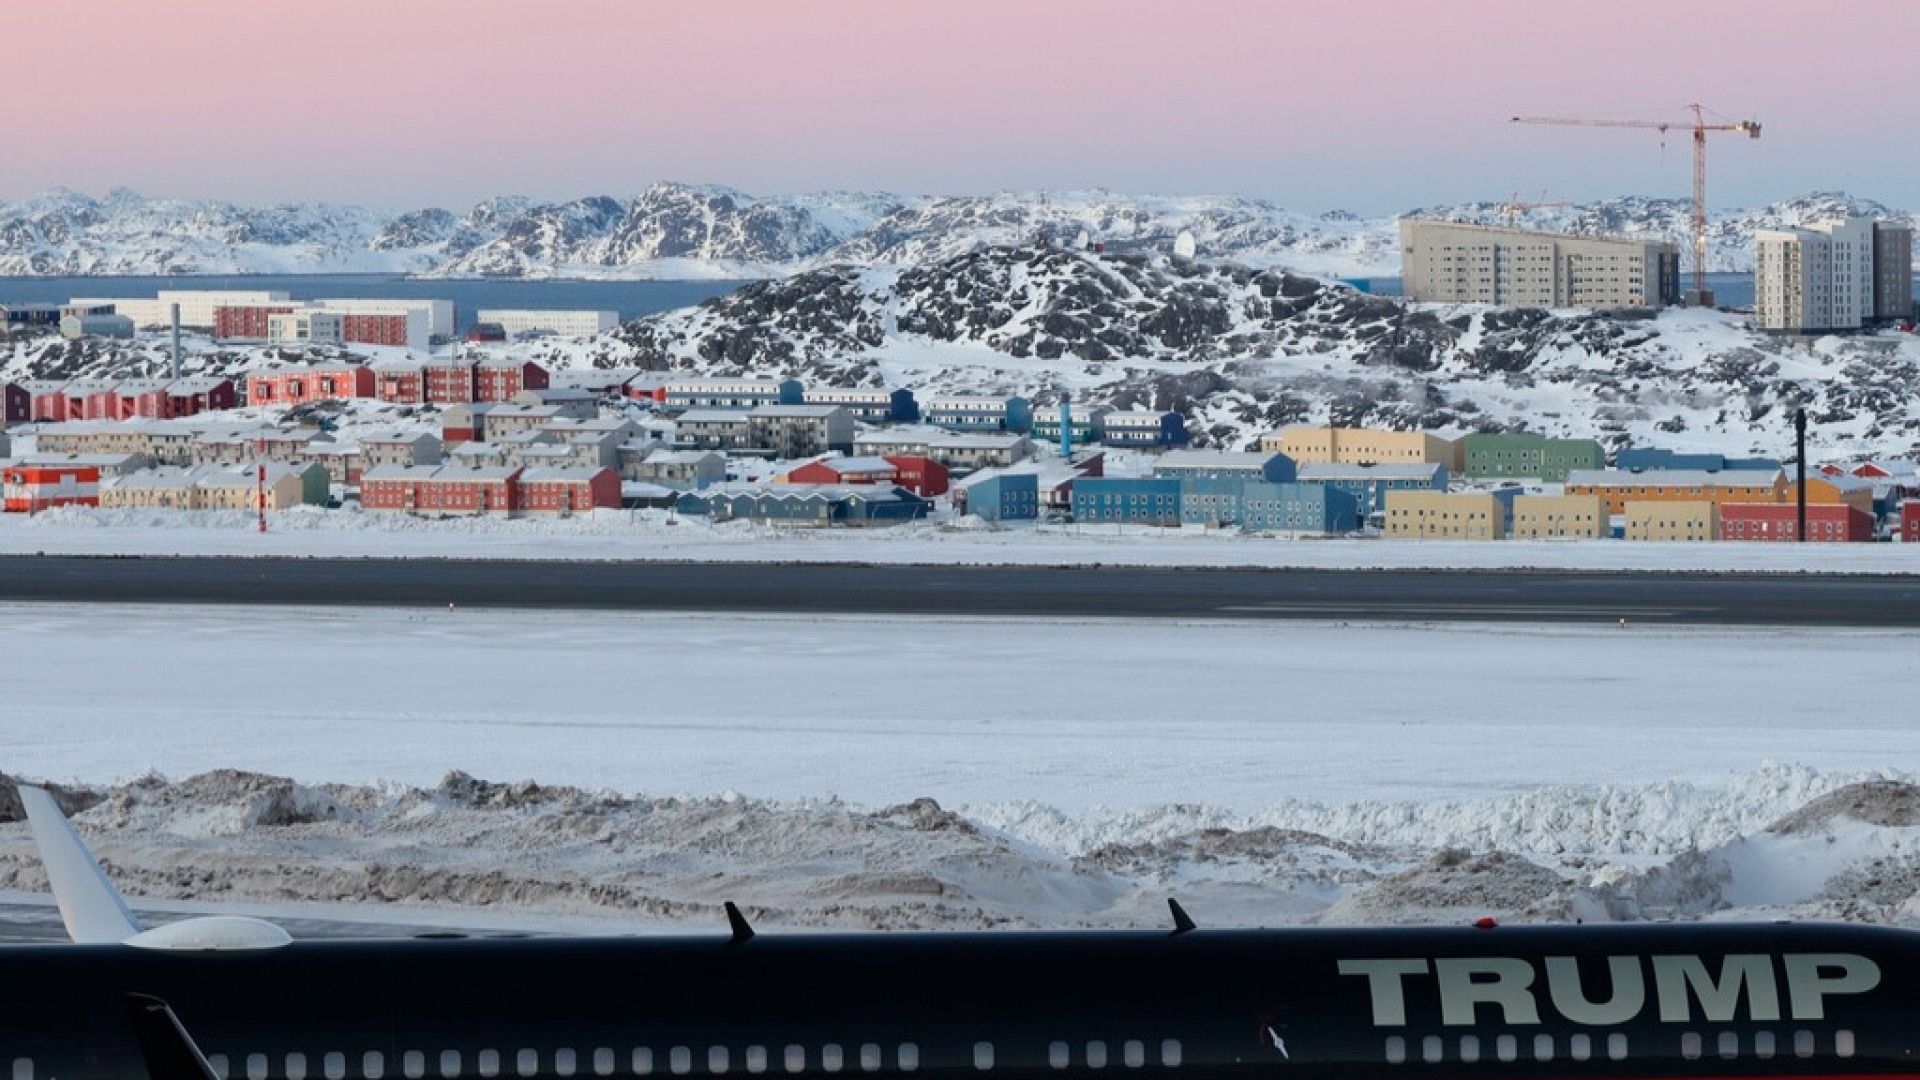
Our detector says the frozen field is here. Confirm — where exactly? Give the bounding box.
[3,603,1917,930]
[3,508,1920,573]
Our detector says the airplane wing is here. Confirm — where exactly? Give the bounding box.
[18,785,142,944]
[124,994,220,1080]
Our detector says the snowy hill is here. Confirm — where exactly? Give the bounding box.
[0,185,1911,280]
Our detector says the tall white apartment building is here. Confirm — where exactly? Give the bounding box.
[1399,220,1680,308]
[1755,217,1880,333]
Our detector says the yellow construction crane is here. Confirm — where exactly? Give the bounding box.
[1510,103,1760,305]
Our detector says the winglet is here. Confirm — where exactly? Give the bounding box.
[724,901,755,944]
[17,784,141,944]
[124,993,219,1080]
[1168,898,1196,935]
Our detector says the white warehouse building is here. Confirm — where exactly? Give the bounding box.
[66,289,293,329]
[476,309,621,338]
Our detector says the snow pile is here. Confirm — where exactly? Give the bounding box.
[0,768,1915,932]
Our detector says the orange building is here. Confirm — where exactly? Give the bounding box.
[1564,469,1786,516]
[1785,474,1875,513]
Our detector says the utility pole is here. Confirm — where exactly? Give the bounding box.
[257,432,269,534]
[1793,408,1807,543]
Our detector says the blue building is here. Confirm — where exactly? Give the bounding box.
[1615,448,1782,472]
[1239,481,1359,532]
[1151,449,1295,484]
[955,470,1039,521]
[1032,405,1109,448]
[1071,476,1182,525]
[676,484,929,526]
[923,395,1033,434]
[801,387,918,424]
[1101,410,1189,448]
[1296,461,1448,516]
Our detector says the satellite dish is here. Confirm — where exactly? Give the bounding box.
[1173,230,1197,259]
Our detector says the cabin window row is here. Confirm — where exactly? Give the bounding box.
[1384,1033,1629,1064]
[199,1044,927,1080]
[1044,1040,1182,1069]
[1679,1029,1854,1061]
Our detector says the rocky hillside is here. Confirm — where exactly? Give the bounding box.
[0,185,1909,280]
[608,244,1920,459]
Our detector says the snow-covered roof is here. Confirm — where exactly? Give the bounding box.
[1154,450,1281,471]
[749,404,844,419]
[641,449,724,465]
[1566,469,1782,488]
[675,409,752,425]
[796,456,896,476]
[521,466,612,482]
[1298,462,1445,482]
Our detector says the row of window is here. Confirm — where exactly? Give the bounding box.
[1381,1029,1856,1066]
[135,1040,1191,1080]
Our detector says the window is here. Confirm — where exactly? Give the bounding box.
[1794,1031,1815,1059]
[973,1043,994,1071]
[327,1054,348,1080]
[1718,1033,1738,1060]
[1496,1035,1517,1063]
[476,1053,499,1080]
[366,1052,387,1079]
[517,1051,538,1078]
[557,1050,577,1077]
[633,1050,655,1076]
[708,1049,729,1075]
[288,1054,310,1080]
[403,1053,425,1080]
[1569,1034,1590,1062]
[1086,1042,1107,1069]
[821,1046,843,1074]
[1681,1033,1702,1061]
[1384,1037,1406,1064]
[440,1051,461,1078]
[782,1049,804,1075]
[210,1056,231,1080]
[860,1046,881,1073]
[897,1045,919,1073]
[670,1049,691,1076]
[1754,1032,1775,1060]
[1123,1042,1144,1069]
[745,1048,766,1075]
[250,1055,270,1080]
[1837,1031,1856,1059]
[1421,1037,1442,1064]
[8,1062,25,1080]
[1534,1035,1553,1061]
[1458,1036,1480,1064]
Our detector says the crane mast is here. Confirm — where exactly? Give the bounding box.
[1510,103,1761,306]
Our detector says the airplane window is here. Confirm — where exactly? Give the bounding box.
[860,1045,881,1072]
[1836,1031,1855,1059]
[1159,1041,1180,1068]
[440,1051,461,1078]
[366,1051,387,1078]
[1086,1042,1107,1069]
[1495,1035,1516,1063]
[1534,1034,1553,1061]
[1569,1035,1590,1062]
[827,1046,849,1073]
[404,1052,425,1079]
[782,1048,804,1074]
[250,1054,270,1080]
[1718,1033,1738,1060]
[1421,1037,1442,1064]
[210,1055,231,1079]
[326,1054,348,1080]
[1458,1037,1479,1064]
[594,1050,616,1077]
[288,1054,310,1080]
[557,1050,578,1077]
[477,1051,499,1079]
[1123,1042,1144,1068]
[517,1050,538,1078]
[10,1061,28,1080]
[1755,1033,1775,1060]
[633,1050,655,1076]
[709,1048,730,1075]
[898,1044,919,1072]
[1794,1032,1815,1059]
[1681,1034,1701,1061]
[1384,1037,1406,1065]
[972,1044,994,1072]
[745,1047,767,1074]
[1607,1035,1627,1061]
[671,1049,691,1076]
[1049,1043,1070,1070]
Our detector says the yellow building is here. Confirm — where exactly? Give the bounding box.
[1565,469,1784,515]
[1262,426,1461,471]
[1384,490,1507,540]
[1510,493,1609,539]
[1625,500,1720,542]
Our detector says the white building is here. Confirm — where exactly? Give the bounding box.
[1755,217,1878,333]
[475,309,620,338]
[65,290,295,329]
[316,298,455,339]
[267,310,346,347]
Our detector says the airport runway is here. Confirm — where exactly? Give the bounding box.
[1,555,1918,626]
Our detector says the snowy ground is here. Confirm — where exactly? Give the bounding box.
[3,507,1920,572]
[0,603,1917,931]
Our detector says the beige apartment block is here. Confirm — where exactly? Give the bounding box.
[1263,425,1461,471]
[1510,493,1609,539]
[1384,490,1507,541]
[1400,219,1678,308]
[1625,500,1720,542]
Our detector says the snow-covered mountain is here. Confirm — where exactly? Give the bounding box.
[0,185,1909,280]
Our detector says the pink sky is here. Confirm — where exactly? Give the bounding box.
[13,0,1916,212]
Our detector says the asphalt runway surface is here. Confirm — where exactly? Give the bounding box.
[2,555,1918,626]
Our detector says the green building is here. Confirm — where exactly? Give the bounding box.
[1461,433,1604,482]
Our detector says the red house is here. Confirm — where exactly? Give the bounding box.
[425,358,478,404]
[25,381,70,422]
[375,364,426,404]
[166,377,237,417]
[3,463,100,512]
[361,465,520,516]
[248,365,377,407]
[1902,502,1920,543]
[1720,502,1874,543]
[882,454,949,497]
[214,303,299,341]
[518,467,621,515]
[2,381,26,425]
[476,359,549,402]
[784,456,899,487]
